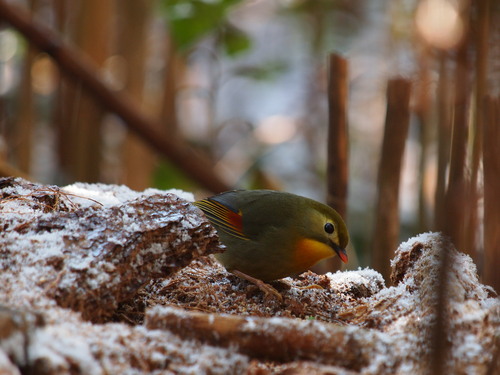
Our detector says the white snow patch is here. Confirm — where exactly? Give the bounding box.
[62,182,194,209]
[30,325,103,375]
[0,350,21,375]
[327,268,385,296]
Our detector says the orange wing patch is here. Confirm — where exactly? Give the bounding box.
[194,199,248,240]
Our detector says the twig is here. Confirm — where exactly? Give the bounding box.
[0,0,230,193]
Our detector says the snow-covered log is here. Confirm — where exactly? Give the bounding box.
[0,179,498,374]
[0,177,222,321]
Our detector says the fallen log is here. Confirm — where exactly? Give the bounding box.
[146,305,385,372]
[0,177,223,322]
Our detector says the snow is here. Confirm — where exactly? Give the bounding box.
[62,182,194,208]
[144,187,194,202]
[327,268,385,297]
[361,232,500,373]
[0,332,26,367]
[0,179,207,319]
[30,325,103,375]
[2,179,499,374]
[0,350,21,375]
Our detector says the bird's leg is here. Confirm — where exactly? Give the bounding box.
[232,270,283,301]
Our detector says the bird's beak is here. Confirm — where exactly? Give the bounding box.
[331,241,348,263]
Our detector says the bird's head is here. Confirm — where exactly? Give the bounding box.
[297,200,349,264]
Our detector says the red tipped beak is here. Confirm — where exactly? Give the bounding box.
[332,242,348,263]
[337,248,348,263]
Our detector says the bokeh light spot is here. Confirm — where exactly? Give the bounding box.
[0,30,17,62]
[415,0,464,50]
[254,115,297,144]
[31,54,57,95]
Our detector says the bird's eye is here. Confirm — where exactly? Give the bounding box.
[324,222,335,234]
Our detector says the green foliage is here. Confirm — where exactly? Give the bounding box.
[218,24,251,56]
[152,160,198,191]
[161,0,250,56]
[232,60,288,81]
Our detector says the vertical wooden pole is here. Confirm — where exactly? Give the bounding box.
[371,78,412,282]
[71,0,115,182]
[415,46,432,233]
[161,38,181,135]
[482,96,500,292]
[118,0,154,190]
[434,53,452,233]
[14,0,37,175]
[52,0,70,182]
[465,0,490,256]
[444,38,470,254]
[325,53,349,271]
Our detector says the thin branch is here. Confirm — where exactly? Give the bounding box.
[0,0,230,193]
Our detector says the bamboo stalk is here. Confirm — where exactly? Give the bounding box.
[14,48,35,175]
[13,0,37,176]
[415,47,432,233]
[0,0,230,193]
[52,0,70,179]
[371,78,412,282]
[444,37,470,254]
[14,0,36,175]
[434,53,452,232]
[326,54,349,218]
[118,0,155,190]
[71,0,113,183]
[482,96,500,292]
[465,0,491,257]
[161,38,181,135]
[324,53,349,272]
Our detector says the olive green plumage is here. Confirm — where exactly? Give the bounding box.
[194,190,349,281]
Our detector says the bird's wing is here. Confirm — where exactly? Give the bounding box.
[194,197,249,241]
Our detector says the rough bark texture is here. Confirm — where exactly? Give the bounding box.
[0,177,222,322]
[0,178,498,374]
[146,306,379,371]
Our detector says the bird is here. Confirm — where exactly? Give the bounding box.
[194,190,349,299]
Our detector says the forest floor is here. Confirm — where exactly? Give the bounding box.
[0,177,498,374]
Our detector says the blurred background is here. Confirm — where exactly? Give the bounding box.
[0,0,499,287]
